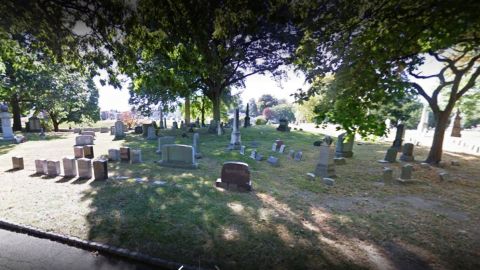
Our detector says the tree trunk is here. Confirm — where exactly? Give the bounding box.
[184,95,191,126]
[212,91,222,135]
[425,111,450,164]
[10,94,22,131]
[201,98,205,126]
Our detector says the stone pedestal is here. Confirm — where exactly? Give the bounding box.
[93,159,108,180]
[35,159,47,174]
[83,145,94,159]
[108,149,120,161]
[46,160,61,177]
[0,112,14,140]
[77,158,92,179]
[74,146,84,159]
[12,156,24,170]
[62,157,77,177]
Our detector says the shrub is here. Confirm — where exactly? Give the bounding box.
[255,117,267,125]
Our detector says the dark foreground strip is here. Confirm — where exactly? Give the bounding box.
[0,219,206,270]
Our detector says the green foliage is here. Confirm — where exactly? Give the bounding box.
[255,116,267,125]
[458,89,480,128]
[270,104,296,122]
[257,94,279,112]
[248,98,260,116]
[262,107,274,120]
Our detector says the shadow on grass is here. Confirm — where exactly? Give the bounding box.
[4,168,22,173]
[56,176,76,183]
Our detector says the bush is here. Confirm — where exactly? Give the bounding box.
[255,117,267,125]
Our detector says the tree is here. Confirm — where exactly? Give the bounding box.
[248,98,259,116]
[117,0,298,134]
[263,107,274,120]
[458,89,480,128]
[257,94,279,112]
[294,0,480,164]
[270,104,296,122]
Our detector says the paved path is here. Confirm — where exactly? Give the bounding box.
[0,228,157,270]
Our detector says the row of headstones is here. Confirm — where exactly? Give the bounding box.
[382,164,451,183]
[379,143,415,163]
[108,147,142,163]
[448,138,480,153]
[11,156,107,180]
[73,127,109,134]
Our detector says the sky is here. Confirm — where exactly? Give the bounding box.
[96,68,309,112]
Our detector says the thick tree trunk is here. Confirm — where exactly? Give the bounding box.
[10,94,22,131]
[184,95,191,126]
[425,111,450,164]
[200,98,205,127]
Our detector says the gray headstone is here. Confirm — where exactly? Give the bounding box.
[193,133,201,158]
[147,126,157,140]
[398,164,413,182]
[46,160,61,177]
[130,149,142,163]
[267,156,279,166]
[271,143,277,152]
[335,132,354,158]
[294,151,303,161]
[255,153,264,161]
[157,136,175,154]
[382,167,393,182]
[378,147,397,163]
[172,121,178,129]
[114,120,125,139]
[12,156,24,170]
[288,150,295,159]
[82,130,96,137]
[35,159,47,174]
[438,172,449,181]
[75,135,94,146]
[278,144,286,153]
[62,157,77,177]
[158,144,198,169]
[77,158,92,179]
[100,127,109,133]
[392,124,405,151]
[215,162,252,191]
[240,145,246,155]
[322,178,335,186]
[0,111,14,140]
[314,144,336,178]
[108,149,120,161]
[399,143,415,162]
[228,108,242,150]
[28,116,41,132]
[250,150,257,159]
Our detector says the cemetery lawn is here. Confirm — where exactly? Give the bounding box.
[0,126,479,270]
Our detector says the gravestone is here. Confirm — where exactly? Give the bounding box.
[314,139,336,178]
[163,118,167,129]
[130,149,142,163]
[108,149,120,161]
[83,145,94,159]
[275,140,284,150]
[100,127,109,133]
[267,156,279,166]
[288,150,295,159]
[450,110,462,137]
[195,117,200,127]
[417,105,429,134]
[120,147,131,162]
[271,143,277,152]
[46,160,61,177]
[335,132,354,158]
[93,159,108,180]
[35,159,47,174]
[62,157,77,177]
[114,120,125,139]
[216,162,252,191]
[294,151,303,161]
[142,124,151,137]
[333,157,346,165]
[188,123,195,133]
[12,156,24,170]
[322,178,335,186]
[382,167,393,182]
[250,150,257,159]
[228,108,242,150]
[75,135,94,146]
[180,121,185,129]
[255,153,264,161]
[82,131,96,138]
[134,126,143,134]
[399,143,415,162]
[147,126,157,140]
[397,164,413,183]
[276,118,290,132]
[193,133,201,158]
[158,144,198,169]
[73,128,81,134]
[244,103,251,128]
[172,121,178,129]
[110,126,115,135]
[378,147,398,163]
[74,146,84,159]
[28,116,42,132]
[77,158,92,179]
[0,105,14,140]
[240,145,246,155]
[392,124,405,151]
[278,145,286,153]
[156,136,175,154]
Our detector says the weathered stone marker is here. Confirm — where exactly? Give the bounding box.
[392,124,405,151]
[278,144,286,153]
[450,109,462,137]
[250,150,257,159]
[271,143,277,152]
[382,167,393,182]
[130,149,142,163]
[314,140,336,178]
[147,126,157,140]
[83,145,94,159]
[378,147,397,163]
[77,158,92,179]
[276,118,290,132]
[333,157,346,165]
[0,105,14,140]
[216,162,252,191]
[156,136,175,154]
[397,164,413,183]
[62,157,77,177]
[100,127,109,133]
[114,120,125,139]
[93,159,108,180]
[193,133,201,159]
[228,108,242,150]
[120,147,130,162]
[75,135,94,146]
[267,156,279,166]
[134,126,143,134]
[108,149,120,161]
[46,160,61,177]
[294,151,303,161]
[399,143,415,162]
[74,146,84,159]
[335,132,354,158]
[35,159,47,174]
[11,156,24,170]
[82,131,96,137]
[240,145,246,155]
[288,150,295,159]
[28,116,42,132]
[158,144,198,169]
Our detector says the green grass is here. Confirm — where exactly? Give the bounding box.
[1,126,479,269]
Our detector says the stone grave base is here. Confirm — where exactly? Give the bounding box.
[215,178,252,191]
